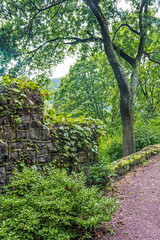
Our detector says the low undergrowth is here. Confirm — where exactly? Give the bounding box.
[0,166,118,240]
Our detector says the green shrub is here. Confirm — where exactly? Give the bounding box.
[98,116,160,163]
[135,119,160,151]
[99,135,123,162]
[86,159,116,188]
[0,166,118,240]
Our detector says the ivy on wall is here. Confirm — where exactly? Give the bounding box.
[0,76,104,181]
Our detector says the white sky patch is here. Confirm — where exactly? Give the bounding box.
[51,57,77,78]
[117,0,131,10]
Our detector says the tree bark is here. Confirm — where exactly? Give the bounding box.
[120,92,135,156]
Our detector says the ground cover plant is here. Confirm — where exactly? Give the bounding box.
[0,166,118,240]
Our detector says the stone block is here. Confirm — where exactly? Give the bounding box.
[31,121,40,128]
[0,142,8,164]
[32,113,43,122]
[38,155,53,164]
[41,129,50,141]
[21,114,31,124]
[36,142,47,148]
[19,150,36,164]
[17,131,28,140]
[6,162,16,172]
[0,167,5,184]
[10,142,28,150]
[0,117,9,125]
[0,125,16,140]
[6,173,12,184]
[18,123,30,130]
[9,151,19,161]
[28,129,41,140]
[46,142,57,152]
[2,131,10,140]
[37,149,47,156]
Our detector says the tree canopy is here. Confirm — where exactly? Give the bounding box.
[1,0,159,75]
[0,0,160,156]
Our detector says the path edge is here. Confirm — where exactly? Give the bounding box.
[110,144,160,180]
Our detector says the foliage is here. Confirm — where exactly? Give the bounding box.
[53,53,118,123]
[0,76,104,172]
[1,0,159,75]
[0,21,20,76]
[98,117,160,162]
[1,76,39,90]
[111,144,160,171]
[0,76,53,118]
[1,76,53,99]
[99,135,123,163]
[1,0,159,156]
[135,61,160,119]
[0,166,118,240]
[44,106,104,171]
[86,157,116,188]
[135,117,160,151]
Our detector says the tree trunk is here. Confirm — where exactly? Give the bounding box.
[85,0,139,157]
[120,92,135,157]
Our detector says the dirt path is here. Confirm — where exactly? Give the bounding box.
[99,153,160,240]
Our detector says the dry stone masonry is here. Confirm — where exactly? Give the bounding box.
[0,84,98,191]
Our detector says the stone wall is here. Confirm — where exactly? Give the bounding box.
[111,144,160,180]
[0,85,98,191]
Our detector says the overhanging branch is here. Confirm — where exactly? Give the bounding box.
[27,35,101,55]
[143,51,160,65]
[64,36,101,44]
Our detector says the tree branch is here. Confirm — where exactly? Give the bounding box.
[64,35,101,44]
[112,43,135,67]
[85,0,130,95]
[27,35,100,55]
[112,23,140,41]
[136,0,148,60]
[28,38,62,54]
[143,51,160,65]
[27,0,67,28]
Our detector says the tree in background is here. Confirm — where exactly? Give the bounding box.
[0,22,20,75]
[0,0,159,156]
[53,53,120,124]
[136,61,160,119]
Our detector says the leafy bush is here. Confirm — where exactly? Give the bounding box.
[99,135,123,162]
[0,166,118,240]
[135,118,160,151]
[86,159,116,188]
[98,116,160,163]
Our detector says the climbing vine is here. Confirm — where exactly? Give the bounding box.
[0,76,104,172]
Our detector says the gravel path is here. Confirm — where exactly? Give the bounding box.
[101,153,160,240]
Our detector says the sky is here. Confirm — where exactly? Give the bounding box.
[51,57,77,79]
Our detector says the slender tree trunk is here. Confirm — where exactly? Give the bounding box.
[120,92,135,156]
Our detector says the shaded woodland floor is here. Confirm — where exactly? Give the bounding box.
[95,153,160,240]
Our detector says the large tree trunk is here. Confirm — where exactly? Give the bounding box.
[120,92,135,157]
[85,0,142,157]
